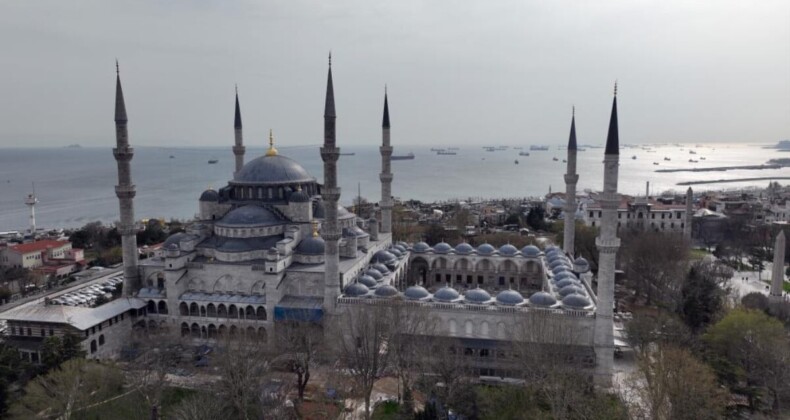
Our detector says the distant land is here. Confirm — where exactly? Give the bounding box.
[763,140,790,150]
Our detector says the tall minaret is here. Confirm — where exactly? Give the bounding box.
[113,62,140,297]
[593,83,620,387]
[321,54,342,310]
[563,107,579,256]
[233,86,245,176]
[379,87,393,234]
[770,230,786,300]
[684,187,693,240]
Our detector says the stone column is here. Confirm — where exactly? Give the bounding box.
[771,230,786,300]
[380,90,393,234]
[563,110,578,256]
[684,187,693,240]
[322,58,341,312]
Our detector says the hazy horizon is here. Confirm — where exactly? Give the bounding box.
[1,1,788,148]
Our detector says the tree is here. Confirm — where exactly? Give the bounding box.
[213,334,272,420]
[126,334,186,419]
[704,309,790,412]
[678,260,731,332]
[274,314,323,401]
[0,343,27,416]
[9,359,124,420]
[40,333,86,372]
[170,392,229,420]
[741,292,769,312]
[620,231,690,308]
[624,311,693,359]
[387,304,437,412]
[625,345,726,420]
[525,205,547,232]
[336,304,395,420]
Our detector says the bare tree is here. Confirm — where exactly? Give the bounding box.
[335,303,396,420]
[273,311,324,401]
[212,332,272,420]
[621,231,690,308]
[170,392,228,420]
[388,303,438,409]
[126,331,187,419]
[423,336,477,419]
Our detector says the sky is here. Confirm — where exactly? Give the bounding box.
[0,0,788,148]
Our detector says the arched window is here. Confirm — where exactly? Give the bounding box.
[228,305,238,318]
[157,301,168,314]
[208,324,217,339]
[179,302,188,316]
[256,307,267,320]
[245,306,255,319]
[246,326,255,336]
[200,306,207,317]
[147,300,156,314]
[181,323,189,336]
[258,327,267,342]
[207,303,216,317]
[218,324,227,336]
[157,273,165,289]
[464,320,473,336]
[217,304,227,318]
[189,303,199,316]
[90,340,97,354]
[230,325,238,336]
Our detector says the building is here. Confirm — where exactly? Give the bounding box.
[583,195,689,233]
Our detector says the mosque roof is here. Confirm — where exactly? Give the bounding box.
[404,285,430,300]
[412,242,431,253]
[232,154,316,185]
[371,263,391,275]
[374,284,399,298]
[433,242,452,254]
[562,294,592,309]
[499,244,518,256]
[529,291,557,307]
[372,250,397,265]
[296,236,325,255]
[344,283,370,297]
[464,288,493,304]
[496,289,525,305]
[521,245,541,257]
[199,189,219,202]
[357,274,378,288]
[289,189,310,203]
[216,205,284,227]
[455,243,474,254]
[365,268,383,280]
[477,243,496,255]
[198,236,281,253]
[433,286,460,302]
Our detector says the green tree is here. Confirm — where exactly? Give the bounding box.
[525,205,547,232]
[704,309,790,412]
[0,343,27,415]
[40,333,86,373]
[678,261,730,332]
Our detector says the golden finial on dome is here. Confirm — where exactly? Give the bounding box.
[311,220,319,237]
[265,129,278,156]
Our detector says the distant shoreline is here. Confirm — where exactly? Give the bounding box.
[678,176,790,186]
[656,164,783,173]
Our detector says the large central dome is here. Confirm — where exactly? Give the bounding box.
[232,154,316,186]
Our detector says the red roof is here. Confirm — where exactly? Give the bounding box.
[10,240,70,255]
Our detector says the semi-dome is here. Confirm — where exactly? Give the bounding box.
[216,205,282,227]
[477,243,496,255]
[455,243,474,255]
[433,242,452,254]
[521,245,541,257]
[343,226,368,238]
[404,285,431,300]
[232,154,316,185]
[357,274,378,288]
[289,188,310,203]
[499,244,519,256]
[433,286,461,302]
[371,263,391,275]
[365,268,383,280]
[496,289,525,306]
[374,284,399,298]
[199,189,219,202]
[529,291,557,307]
[371,250,397,265]
[573,257,590,273]
[163,232,190,248]
[464,288,492,304]
[296,236,325,255]
[559,285,585,297]
[562,294,592,309]
[344,282,370,297]
[412,242,430,253]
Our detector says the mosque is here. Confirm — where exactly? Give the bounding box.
[114,58,621,386]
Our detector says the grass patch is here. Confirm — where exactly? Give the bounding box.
[372,400,400,420]
[80,386,197,420]
[690,248,710,261]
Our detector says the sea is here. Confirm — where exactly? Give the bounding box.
[0,143,786,231]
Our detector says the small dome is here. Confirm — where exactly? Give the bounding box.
[374,284,399,298]
[545,247,560,256]
[200,189,219,202]
[388,248,403,258]
[455,243,474,254]
[404,285,431,300]
[412,242,431,253]
[573,257,590,273]
[289,189,310,203]
[217,205,282,227]
[555,278,582,289]
[371,263,391,275]
[433,286,460,302]
[393,244,407,253]
[499,244,519,256]
[521,245,541,257]
[397,241,409,248]
[553,272,577,282]
[372,250,397,265]
[343,226,368,238]
[163,232,190,248]
[344,282,370,297]
[477,243,496,255]
[166,243,179,251]
[550,259,571,269]
[529,291,557,307]
[365,268,383,280]
[433,242,452,254]
[464,288,492,304]
[562,294,592,309]
[559,285,585,297]
[552,266,570,275]
[296,236,325,255]
[496,289,525,306]
[357,274,378,288]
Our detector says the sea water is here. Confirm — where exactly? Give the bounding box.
[0,143,785,230]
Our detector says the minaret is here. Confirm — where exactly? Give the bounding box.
[379,87,393,234]
[593,83,621,387]
[684,187,693,240]
[112,62,140,297]
[321,54,342,311]
[771,230,786,300]
[233,86,245,176]
[24,184,38,236]
[563,107,578,256]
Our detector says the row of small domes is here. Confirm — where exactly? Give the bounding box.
[412,242,542,257]
[342,283,593,310]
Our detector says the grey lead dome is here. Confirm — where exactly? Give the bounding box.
[232,154,316,185]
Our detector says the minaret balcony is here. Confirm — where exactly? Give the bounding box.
[379,146,393,156]
[595,237,621,251]
[320,147,340,161]
[113,147,134,161]
[564,174,579,184]
[115,185,137,199]
[232,145,245,154]
[379,173,393,183]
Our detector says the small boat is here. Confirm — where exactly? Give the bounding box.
[391,152,415,160]
[562,159,567,163]
[700,157,706,160]
[632,155,637,160]
[530,145,550,151]
[518,151,530,156]
[664,157,671,161]
[514,160,519,164]
[448,147,460,150]
[552,157,559,161]
[339,152,356,156]
[208,159,218,164]
[689,159,698,163]
[653,162,659,165]
[577,148,586,151]
[689,150,697,154]
[169,155,175,159]
[437,151,457,155]
[430,148,444,152]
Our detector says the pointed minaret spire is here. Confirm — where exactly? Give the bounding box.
[321,54,341,312]
[605,82,619,155]
[112,62,139,297]
[232,85,246,175]
[379,86,393,233]
[563,107,579,256]
[324,52,336,119]
[114,61,127,124]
